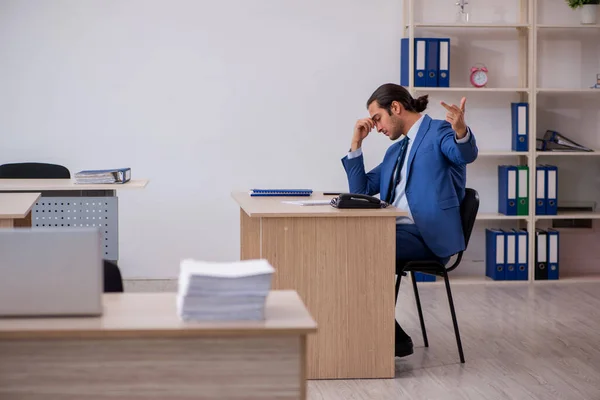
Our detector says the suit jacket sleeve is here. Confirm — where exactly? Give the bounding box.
[340,152,382,196]
[439,122,478,165]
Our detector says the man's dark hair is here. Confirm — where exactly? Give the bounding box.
[366,83,428,114]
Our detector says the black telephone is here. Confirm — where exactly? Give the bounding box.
[330,193,388,209]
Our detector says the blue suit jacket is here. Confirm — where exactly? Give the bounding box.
[341,115,478,258]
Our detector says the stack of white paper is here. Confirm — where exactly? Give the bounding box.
[177,258,274,321]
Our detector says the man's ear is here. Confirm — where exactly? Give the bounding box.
[391,100,403,115]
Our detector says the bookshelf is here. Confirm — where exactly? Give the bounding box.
[402,0,600,283]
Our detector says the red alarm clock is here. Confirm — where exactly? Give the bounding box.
[470,63,488,88]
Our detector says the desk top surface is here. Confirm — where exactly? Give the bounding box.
[232,191,407,218]
[0,192,41,218]
[0,290,317,340]
[0,179,148,191]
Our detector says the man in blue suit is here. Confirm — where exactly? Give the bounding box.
[341,83,478,358]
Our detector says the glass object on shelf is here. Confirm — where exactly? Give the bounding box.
[591,73,600,89]
[455,0,470,23]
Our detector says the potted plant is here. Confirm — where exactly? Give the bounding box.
[566,0,600,24]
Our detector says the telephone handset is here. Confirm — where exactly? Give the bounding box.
[330,193,389,209]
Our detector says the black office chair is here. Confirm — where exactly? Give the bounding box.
[0,162,124,293]
[0,162,70,179]
[395,188,479,364]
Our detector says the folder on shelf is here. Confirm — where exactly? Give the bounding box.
[544,165,558,215]
[535,229,548,280]
[425,38,439,87]
[400,38,428,87]
[498,165,517,215]
[437,38,450,87]
[486,229,505,280]
[249,189,313,197]
[511,102,529,152]
[537,130,594,152]
[515,229,529,281]
[504,229,517,281]
[517,165,529,216]
[547,228,559,280]
[414,272,436,282]
[535,166,546,215]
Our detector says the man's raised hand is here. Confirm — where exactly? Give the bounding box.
[440,97,467,138]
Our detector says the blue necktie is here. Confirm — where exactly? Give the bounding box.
[387,137,410,203]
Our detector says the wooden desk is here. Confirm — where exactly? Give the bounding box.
[0,291,316,400]
[0,178,148,191]
[0,192,41,228]
[232,191,407,379]
[0,179,148,261]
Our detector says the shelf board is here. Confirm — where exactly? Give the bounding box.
[478,151,528,157]
[476,213,528,220]
[411,23,529,29]
[537,24,600,29]
[536,150,599,156]
[422,275,530,285]
[537,88,600,93]
[536,212,600,220]
[412,87,529,93]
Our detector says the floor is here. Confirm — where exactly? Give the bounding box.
[308,280,600,400]
[124,279,600,400]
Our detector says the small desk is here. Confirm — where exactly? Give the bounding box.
[0,192,41,228]
[0,179,148,261]
[0,291,316,400]
[232,191,406,379]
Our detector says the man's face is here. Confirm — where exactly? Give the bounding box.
[368,101,404,141]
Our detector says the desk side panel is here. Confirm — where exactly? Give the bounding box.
[0,219,14,228]
[0,336,304,400]
[240,209,261,260]
[261,216,395,379]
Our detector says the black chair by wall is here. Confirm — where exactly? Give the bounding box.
[0,162,124,292]
[395,188,479,364]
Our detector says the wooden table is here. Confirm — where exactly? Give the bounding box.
[0,179,148,261]
[232,191,407,379]
[0,192,41,228]
[0,291,316,400]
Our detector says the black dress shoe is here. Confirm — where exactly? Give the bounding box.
[395,337,414,357]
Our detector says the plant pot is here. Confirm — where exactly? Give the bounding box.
[581,4,598,24]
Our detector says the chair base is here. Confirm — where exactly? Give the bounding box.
[395,262,465,363]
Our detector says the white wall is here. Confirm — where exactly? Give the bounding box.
[1,0,597,279]
[0,0,404,278]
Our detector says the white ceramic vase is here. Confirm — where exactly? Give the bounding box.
[581,4,598,25]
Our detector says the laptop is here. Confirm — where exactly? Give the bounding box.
[0,227,104,317]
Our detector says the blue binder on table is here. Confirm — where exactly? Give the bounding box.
[547,228,559,280]
[437,38,450,87]
[485,229,505,280]
[515,229,528,281]
[498,165,517,215]
[400,38,427,87]
[249,189,313,197]
[511,102,529,152]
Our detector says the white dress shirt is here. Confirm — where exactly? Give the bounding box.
[347,114,470,224]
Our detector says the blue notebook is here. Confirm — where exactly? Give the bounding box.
[249,189,312,197]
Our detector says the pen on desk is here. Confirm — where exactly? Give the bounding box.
[323,192,341,195]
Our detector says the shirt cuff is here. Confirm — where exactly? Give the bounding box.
[455,127,471,143]
[347,147,363,159]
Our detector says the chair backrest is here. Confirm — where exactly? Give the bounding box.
[0,162,70,179]
[460,188,480,248]
[447,188,479,272]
